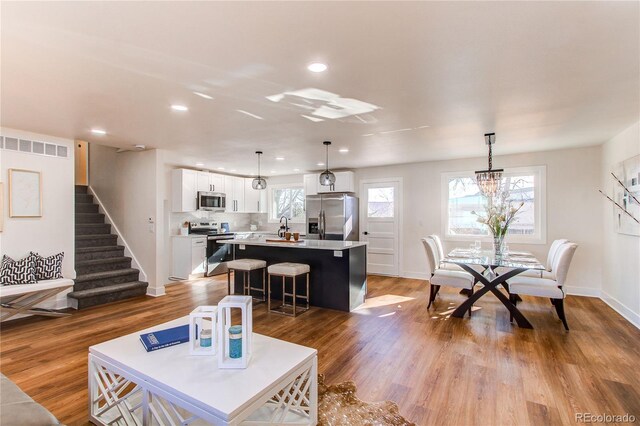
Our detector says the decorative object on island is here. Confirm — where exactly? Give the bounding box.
[8,169,42,218]
[217,295,252,368]
[189,305,218,356]
[472,192,524,257]
[601,154,640,236]
[251,151,267,190]
[319,141,336,186]
[474,133,504,198]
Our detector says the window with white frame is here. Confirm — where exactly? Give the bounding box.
[441,166,546,243]
[268,184,305,223]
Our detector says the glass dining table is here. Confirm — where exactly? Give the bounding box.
[442,248,545,329]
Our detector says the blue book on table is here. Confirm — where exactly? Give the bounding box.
[139,324,190,352]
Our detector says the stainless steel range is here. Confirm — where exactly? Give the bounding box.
[189,222,235,276]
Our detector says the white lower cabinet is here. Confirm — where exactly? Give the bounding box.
[172,236,207,279]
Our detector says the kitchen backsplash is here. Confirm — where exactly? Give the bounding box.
[169,212,305,235]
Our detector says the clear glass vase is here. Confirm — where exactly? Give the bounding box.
[493,234,505,257]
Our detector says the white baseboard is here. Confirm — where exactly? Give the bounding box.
[146,286,166,297]
[601,290,640,330]
[401,271,430,280]
[564,286,601,298]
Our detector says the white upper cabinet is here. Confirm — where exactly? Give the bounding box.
[197,171,226,193]
[303,174,318,196]
[224,175,246,212]
[210,174,225,193]
[243,179,267,213]
[316,171,355,193]
[172,169,198,212]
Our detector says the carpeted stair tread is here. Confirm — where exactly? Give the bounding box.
[68,281,147,299]
[75,185,88,194]
[75,257,132,275]
[76,213,106,224]
[76,223,111,235]
[75,268,139,283]
[76,245,124,253]
[76,234,117,241]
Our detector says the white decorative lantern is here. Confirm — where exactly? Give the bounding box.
[189,306,218,356]
[217,295,252,369]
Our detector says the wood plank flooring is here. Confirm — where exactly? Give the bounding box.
[1,275,639,425]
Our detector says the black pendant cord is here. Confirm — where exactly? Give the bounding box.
[325,143,330,172]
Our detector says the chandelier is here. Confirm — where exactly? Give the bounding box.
[475,133,503,197]
[251,151,267,190]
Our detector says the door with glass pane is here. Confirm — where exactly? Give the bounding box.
[361,180,400,276]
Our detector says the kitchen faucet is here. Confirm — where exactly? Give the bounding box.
[278,216,290,238]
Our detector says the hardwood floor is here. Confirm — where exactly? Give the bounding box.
[1,275,639,425]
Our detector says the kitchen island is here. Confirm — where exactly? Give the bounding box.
[224,239,367,312]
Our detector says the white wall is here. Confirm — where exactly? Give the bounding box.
[0,127,75,308]
[600,122,640,328]
[90,144,162,295]
[354,145,603,296]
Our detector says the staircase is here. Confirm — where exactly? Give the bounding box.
[68,185,148,309]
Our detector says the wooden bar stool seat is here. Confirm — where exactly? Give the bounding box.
[227,259,267,303]
[267,263,310,317]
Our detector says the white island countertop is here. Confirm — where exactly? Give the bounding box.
[223,238,367,250]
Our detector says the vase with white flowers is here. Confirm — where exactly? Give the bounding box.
[472,194,524,257]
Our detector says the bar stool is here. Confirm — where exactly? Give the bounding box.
[226,259,267,302]
[267,263,310,317]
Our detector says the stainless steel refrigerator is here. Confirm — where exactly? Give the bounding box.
[306,193,359,241]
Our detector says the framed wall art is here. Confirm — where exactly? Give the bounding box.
[8,169,42,218]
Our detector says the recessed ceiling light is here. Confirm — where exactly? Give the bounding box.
[270,170,277,174]
[317,162,325,166]
[171,104,188,112]
[293,168,300,172]
[362,133,374,137]
[217,167,225,170]
[307,63,328,73]
[275,157,285,161]
[196,162,204,167]
[91,129,106,135]
[230,169,237,172]
[193,92,213,100]
[339,148,349,153]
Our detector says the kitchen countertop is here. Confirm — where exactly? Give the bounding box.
[223,238,366,250]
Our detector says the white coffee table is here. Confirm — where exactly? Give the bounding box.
[88,317,317,425]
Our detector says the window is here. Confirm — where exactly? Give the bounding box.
[441,166,546,243]
[367,187,395,217]
[268,184,305,223]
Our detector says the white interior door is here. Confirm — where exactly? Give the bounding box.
[361,180,400,276]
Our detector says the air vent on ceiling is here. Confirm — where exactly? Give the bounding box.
[0,135,69,158]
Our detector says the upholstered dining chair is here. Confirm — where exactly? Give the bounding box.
[421,237,476,316]
[518,238,569,279]
[428,234,483,273]
[507,242,578,330]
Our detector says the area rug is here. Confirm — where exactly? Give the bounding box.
[318,374,415,426]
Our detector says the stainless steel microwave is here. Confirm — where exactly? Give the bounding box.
[197,191,226,212]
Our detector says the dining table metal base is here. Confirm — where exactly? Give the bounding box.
[450,265,534,329]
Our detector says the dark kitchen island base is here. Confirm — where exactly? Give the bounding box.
[229,242,367,312]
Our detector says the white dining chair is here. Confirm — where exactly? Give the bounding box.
[421,237,476,316]
[507,242,578,330]
[518,238,569,279]
[428,234,483,273]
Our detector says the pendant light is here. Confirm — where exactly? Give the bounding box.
[251,151,267,190]
[319,141,336,186]
[475,132,504,197]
